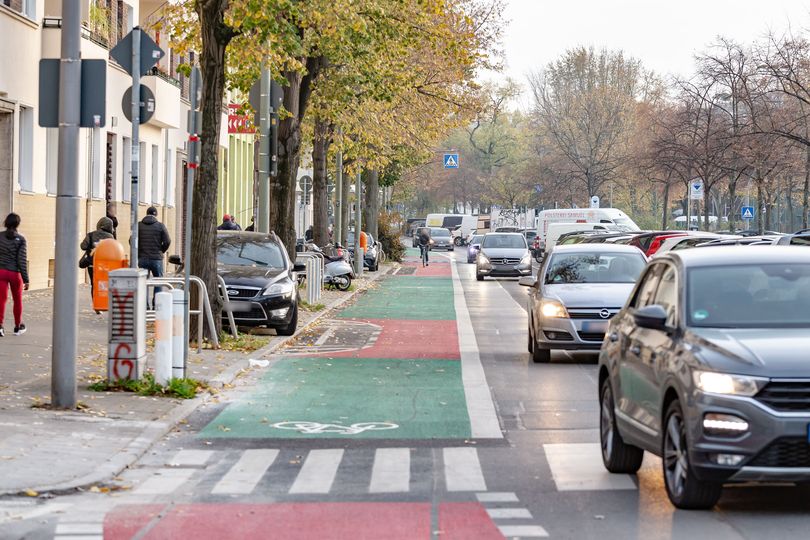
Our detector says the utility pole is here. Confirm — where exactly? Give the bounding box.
[353,172,363,276]
[184,66,200,368]
[52,0,82,408]
[257,67,271,233]
[129,28,141,266]
[335,130,343,244]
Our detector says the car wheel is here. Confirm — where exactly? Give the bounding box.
[275,304,298,336]
[531,345,551,363]
[454,237,463,246]
[662,399,723,509]
[600,378,644,473]
[335,275,352,291]
[528,320,535,353]
[476,272,484,281]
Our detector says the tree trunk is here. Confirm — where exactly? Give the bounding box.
[661,182,669,229]
[757,172,764,235]
[340,167,350,245]
[312,118,331,246]
[363,170,380,239]
[804,146,810,229]
[727,176,737,232]
[192,0,232,340]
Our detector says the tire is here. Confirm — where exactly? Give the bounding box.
[600,378,644,473]
[335,275,352,291]
[528,320,535,353]
[532,346,551,363]
[275,304,298,336]
[454,237,463,246]
[476,272,484,281]
[662,399,723,509]
[534,251,544,263]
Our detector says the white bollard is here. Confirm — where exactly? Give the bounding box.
[154,291,173,386]
[171,288,185,379]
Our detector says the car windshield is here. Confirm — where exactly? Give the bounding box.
[544,253,645,284]
[687,264,810,328]
[217,238,285,268]
[470,235,483,244]
[482,234,526,249]
[431,228,450,237]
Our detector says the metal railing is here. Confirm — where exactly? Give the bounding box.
[296,252,324,304]
[145,276,219,352]
[216,275,239,338]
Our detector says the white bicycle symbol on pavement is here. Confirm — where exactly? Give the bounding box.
[271,421,399,435]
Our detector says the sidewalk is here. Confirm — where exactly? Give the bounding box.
[0,268,389,496]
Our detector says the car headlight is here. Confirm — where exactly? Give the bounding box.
[263,281,294,296]
[693,370,768,396]
[520,253,531,265]
[478,254,490,265]
[540,298,568,318]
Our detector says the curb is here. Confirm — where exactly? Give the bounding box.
[4,264,393,497]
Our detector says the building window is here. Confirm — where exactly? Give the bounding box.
[17,106,33,192]
[106,133,116,202]
[139,141,146,204]
[122,136,131,202]
[2,0,35,19]
[45,128,58,195]
[151,144,159,204]
[165,147,174,207]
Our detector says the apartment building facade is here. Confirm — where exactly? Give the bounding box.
[0,0,256,290]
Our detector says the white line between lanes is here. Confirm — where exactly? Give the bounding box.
[543,443,637,491]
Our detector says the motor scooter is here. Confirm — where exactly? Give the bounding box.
[306,243,354,291]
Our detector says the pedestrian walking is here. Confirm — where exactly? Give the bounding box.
[106,202,118,239]
[79,216,115,299]
[217,214,240,231]
[137,207,171,279]
[305,226,314,242]
[0,213,29,336]
[245,217,255,232]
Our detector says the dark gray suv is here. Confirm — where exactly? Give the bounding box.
[598,246,810,509]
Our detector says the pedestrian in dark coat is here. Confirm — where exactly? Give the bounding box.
[80,216,115,298]
[217,214,240,231]
[137,207,171,278]
[0,213,29,336]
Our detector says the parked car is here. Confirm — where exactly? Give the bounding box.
[696,235,781,247]
[628,231,689,257]
[598,246,810,509]
[217,231,303,335]
[406,219,425,237]
[543,223,619,256]
[429,227,454,251]
[651,233,727,256]
[775,233,810,246]
[520,244,647,363]
[476,233,532,281]
[467,234,484,263]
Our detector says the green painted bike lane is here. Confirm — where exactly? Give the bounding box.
[200,252,474,440]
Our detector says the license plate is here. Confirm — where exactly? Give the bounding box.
[228,301,252,313]
[582,321,609,334]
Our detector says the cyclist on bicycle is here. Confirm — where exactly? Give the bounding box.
[417,228,432,267]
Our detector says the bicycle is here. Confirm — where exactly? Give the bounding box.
[419,242,430,267]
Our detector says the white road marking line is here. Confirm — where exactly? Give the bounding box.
[444,447,487,491]
[314,327,335,346]
[212,449,279,495]
[0,503,72,525]
[449,258,503,439]
[55,523,104,534]
[288,449,344,494]
[369,448,410,493]
[476,492,519,503]
[498,524,549,537]
[134,468,197,494]
[543,443,637,491]
[486,508,533,519]
[53,536,102,540]
[168,449,214,467]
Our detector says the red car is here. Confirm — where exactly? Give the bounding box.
[628,231,689,257]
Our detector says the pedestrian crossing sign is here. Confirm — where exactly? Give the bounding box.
[741,206,755,220]
[444,153,459,169]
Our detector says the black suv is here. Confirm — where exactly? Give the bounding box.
[217,232,303,335]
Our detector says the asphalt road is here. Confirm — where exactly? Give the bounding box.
[4,246,810,539]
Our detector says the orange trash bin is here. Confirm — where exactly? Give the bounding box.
[93,238,127,312]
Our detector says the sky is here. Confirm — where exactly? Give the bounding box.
[490,0,810,90]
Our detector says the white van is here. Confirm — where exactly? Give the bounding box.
[543,223,616,255]
[425,213,478,245]
[535,208,639,250]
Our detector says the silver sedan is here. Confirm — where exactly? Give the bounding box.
[520,244,647,363]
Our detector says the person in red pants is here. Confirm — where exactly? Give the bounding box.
[0,213,29,336]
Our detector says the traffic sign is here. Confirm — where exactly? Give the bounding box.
[122,84,155,124]
[38,59,107,128]
[443,154,459,169]
[590,195,600,209]
[110,28,164,76]
[690,178,704,200]
[741,206,755,220]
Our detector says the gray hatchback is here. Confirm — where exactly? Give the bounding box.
[599,246,810,509]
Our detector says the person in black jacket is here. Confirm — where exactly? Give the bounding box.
[217,214,241,231]
[137,207,171,279]
[80,216,115,298]
[0,213,29,337]
[105,202,118,239]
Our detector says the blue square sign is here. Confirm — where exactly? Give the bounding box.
[443,153,459,169]
[741,206,755,220]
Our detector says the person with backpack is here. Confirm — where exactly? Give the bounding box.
[0,213,29,336]
[80,216,115,299]
[417,228,432,267]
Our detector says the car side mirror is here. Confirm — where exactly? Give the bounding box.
[518,276,536,288]
[168,255,182,265]
[633,304,668,331]
[293,263,306,272]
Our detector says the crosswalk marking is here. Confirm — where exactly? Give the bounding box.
[289,449,344,494]
[476,492,518,503]
[369,448,411,493]
[444,447,486,492]
[486,508,532,519]
[134,468,197,494]
[212,449,279,495]
[498,525,549,538]
[543,443,637,491]
[168,449,214,467]
[55,523,104,535]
